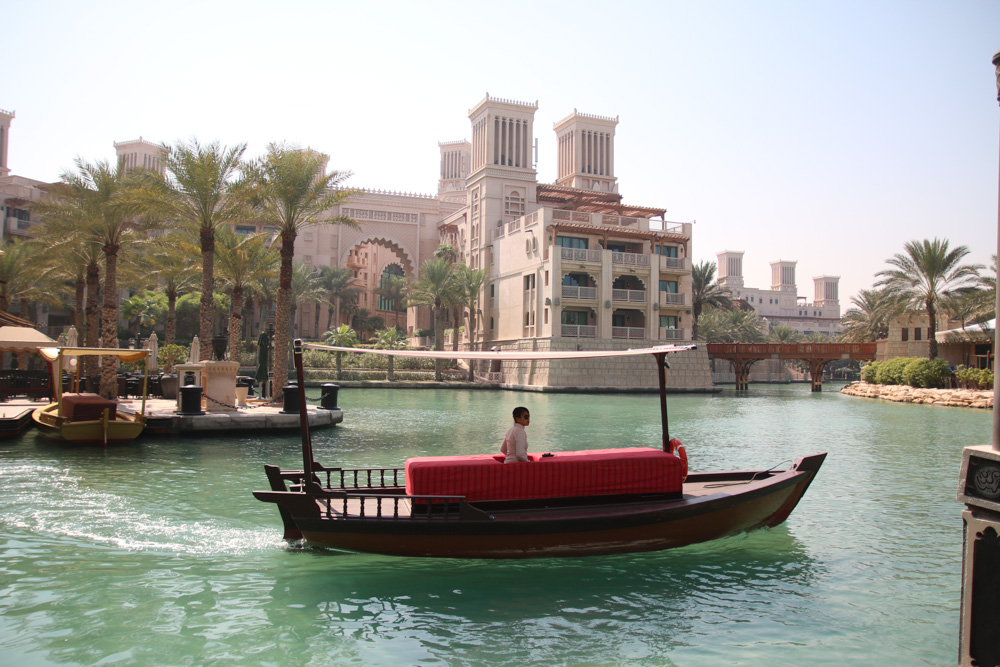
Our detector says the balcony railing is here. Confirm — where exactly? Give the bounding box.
[659,292,685,306]
[659,328,686,341]
[612,326,646,340]
[612,288,646,303]
[611,251,649,267]
[562,285,598,300]
[561,247,602,263]
[658,256,689,271]
[562,324,597,338]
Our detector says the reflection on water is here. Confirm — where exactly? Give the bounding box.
[0,384,991,665]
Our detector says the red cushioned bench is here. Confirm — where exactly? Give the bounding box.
[404,447,684,502]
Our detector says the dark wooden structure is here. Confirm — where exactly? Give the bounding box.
[706,342,877,392]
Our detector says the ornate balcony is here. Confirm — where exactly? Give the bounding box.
[562,285,598,300]
[612,326,646,340]
[612,288,646,304]
[561,324,597,338]
[658,292,686,306]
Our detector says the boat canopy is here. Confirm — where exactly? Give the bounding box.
[303,343,696,361]
[38,347,151,364]
[0,326,58,354]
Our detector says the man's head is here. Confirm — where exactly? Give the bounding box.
[513,406,530,425]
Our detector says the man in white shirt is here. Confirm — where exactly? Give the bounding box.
[500,406,531,463]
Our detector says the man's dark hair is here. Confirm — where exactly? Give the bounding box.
[513,406,528,420]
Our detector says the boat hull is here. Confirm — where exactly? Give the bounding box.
[255,453,825,558]
[32,403,146,445]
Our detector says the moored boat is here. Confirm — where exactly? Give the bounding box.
[253,341,826,558]
[32,347,151,445]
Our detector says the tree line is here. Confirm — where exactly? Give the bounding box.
[691,238,994,359]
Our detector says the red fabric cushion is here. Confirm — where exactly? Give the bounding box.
[404,447,683,501]
[60,393,117,421]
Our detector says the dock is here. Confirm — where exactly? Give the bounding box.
[1,397,342,438]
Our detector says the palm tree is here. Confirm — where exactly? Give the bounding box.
[146,238,200,346]
[407,257,457,381]
[454,264,488,380]
[691,260,732,342]
[875,238,983,358]
[0,237,39,314]
[35,159,157,398]
[767,325,802,343]
[372,326,407,381]
[324,324,358,379]
[697,306,766,343]
[247,143,358,399]
[215,227,279,361]
[134,139,248,360]
[374,273,408,330]
[324,265,361,331]
[290,262,327,343]
[839,287,904,343]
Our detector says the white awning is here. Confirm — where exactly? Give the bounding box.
[935,319,995,344]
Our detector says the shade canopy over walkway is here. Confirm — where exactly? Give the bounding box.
[706,342,877,391]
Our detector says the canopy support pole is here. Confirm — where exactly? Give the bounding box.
[655,352,671,453]
[293,339,321,493]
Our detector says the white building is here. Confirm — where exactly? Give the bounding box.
[716,250,842,338]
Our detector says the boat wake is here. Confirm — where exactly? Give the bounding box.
[0,462,283,556]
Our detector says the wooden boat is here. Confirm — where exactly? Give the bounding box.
[32,347,151,445]
[254,341,826,558]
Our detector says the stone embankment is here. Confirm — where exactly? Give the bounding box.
[840,382,993,409]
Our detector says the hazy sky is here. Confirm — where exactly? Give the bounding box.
[5,0,999,304]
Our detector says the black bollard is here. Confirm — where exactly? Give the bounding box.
[320,383,340,410]
[281,382,299,414]
[178,385,204,415]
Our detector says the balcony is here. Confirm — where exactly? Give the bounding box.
[658,292,686,307]
[612,288,646,304]
[612,326,646,340]
[611,251,649,267]
[658,256,690,272]
[561,285,598,300]
[560,247,602,263]
[562,324,597,338]
[659,328,687,341]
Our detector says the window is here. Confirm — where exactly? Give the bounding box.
[657,245,678,257]
[556,236,587,249]
[504,190,525,217]
[659,280,678,293]
[659,315,678,329]
[562,273,588,287]
[914,328,921,341]
[561,310,588,325]
[901,328,909,342]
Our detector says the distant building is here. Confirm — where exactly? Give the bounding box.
[716,250,841,338]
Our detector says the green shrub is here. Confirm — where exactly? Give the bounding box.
[861,362,880,384]
[874,357,912,385]
[956,366,994,390]
[901,357,952,388]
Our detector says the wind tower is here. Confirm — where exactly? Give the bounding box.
[113,137,167,175]
[771,260,797,293]
[464,94,539,268]
[438,140,470,204]
[553,110,619,193]
[0,108,14,178]
[716,250,745,290]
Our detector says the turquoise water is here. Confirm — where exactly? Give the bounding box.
[0,384,991,666]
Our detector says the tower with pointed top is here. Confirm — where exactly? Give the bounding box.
[0,109,14,178]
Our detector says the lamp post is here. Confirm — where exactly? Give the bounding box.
[956,47,1000,667]
[993,48,1000,452]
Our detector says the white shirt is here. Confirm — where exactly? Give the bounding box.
[501,423,529,463]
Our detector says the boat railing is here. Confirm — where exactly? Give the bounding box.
[320,466,406,489]
[316,491,488,521]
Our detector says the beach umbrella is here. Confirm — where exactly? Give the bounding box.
[255,331,270,398]
[146,332,158,372]
[189,336,200,363]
